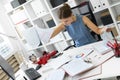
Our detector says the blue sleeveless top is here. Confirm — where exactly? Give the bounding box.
[65,15,96,47]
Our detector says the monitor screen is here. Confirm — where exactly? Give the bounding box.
[0,55,15,80]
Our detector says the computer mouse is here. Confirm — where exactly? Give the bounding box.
[35,65,41,70]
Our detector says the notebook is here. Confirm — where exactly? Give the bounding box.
[62,59,94,76]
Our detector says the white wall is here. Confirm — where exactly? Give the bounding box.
[0,1,20,51]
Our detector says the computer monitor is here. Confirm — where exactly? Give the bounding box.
[0,55,15,80]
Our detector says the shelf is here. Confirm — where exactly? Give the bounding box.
[27,45,44,51]
[65,38,72,42]
[45,39,64,46]
[117,21,120,24]
[51,4,63,11]
[109,1,120,8]
[32,12,50,21]
[93,7,108,14]
[105,23,115,27]
[7,0,33,14]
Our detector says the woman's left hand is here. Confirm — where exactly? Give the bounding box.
[101,27,112,33]
[106,27,112,32]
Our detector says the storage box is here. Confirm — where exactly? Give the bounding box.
[100,11,113,25]
[11,0,26,8]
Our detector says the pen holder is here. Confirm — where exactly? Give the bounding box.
[113,45,120,57]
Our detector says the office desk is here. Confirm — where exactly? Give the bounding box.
[85,57,120,80]
[18,41,120,80]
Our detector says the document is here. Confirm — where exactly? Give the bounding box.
[35,25,54,43]
[72,65,102,80]
[48,55,72,69]
[22,27,41,48]
[62,59,94,76]
[92,41,112,55]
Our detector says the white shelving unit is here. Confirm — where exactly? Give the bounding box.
[5,0,78,57]
[91,0,120,33]
[89,0,120,41]
[5,0,120,57]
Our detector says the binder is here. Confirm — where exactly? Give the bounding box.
[89,0,102,12]
[30,0,48,17]
[99,0,109,9]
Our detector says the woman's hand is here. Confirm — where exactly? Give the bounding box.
[101,27,112,34]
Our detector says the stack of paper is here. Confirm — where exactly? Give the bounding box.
[62,59,94,76]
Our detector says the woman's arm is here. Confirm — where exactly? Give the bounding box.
[50,23,65,38]
[82,16,109,34]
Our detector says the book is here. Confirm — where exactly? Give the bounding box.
[62,59,94,76]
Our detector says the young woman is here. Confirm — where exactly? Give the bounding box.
[50,4,111,47]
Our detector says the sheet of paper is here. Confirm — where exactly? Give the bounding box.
[35,25,54,43]
[92,41,112,55]
[46,69,65,80]
[63,47,94,59]
[71,65,102,80]
[22,27,41,48]
[48,55,72,69]
[62,59,94,76]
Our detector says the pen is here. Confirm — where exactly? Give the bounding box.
[84,50,94,58]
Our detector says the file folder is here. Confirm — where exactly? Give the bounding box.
[89,0,102,12]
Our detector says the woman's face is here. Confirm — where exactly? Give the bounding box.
[60,15,74,26]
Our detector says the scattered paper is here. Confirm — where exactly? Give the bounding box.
[35,25,54,44]
[22,27,41,47]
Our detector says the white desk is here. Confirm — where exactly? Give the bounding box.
[18,41,120,80]
[85,57,120,80]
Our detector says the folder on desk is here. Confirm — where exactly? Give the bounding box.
[62,59,94,76]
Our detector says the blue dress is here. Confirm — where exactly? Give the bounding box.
[65,15,97,47]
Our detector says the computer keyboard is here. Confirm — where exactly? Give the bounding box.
[24,68,41,80]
